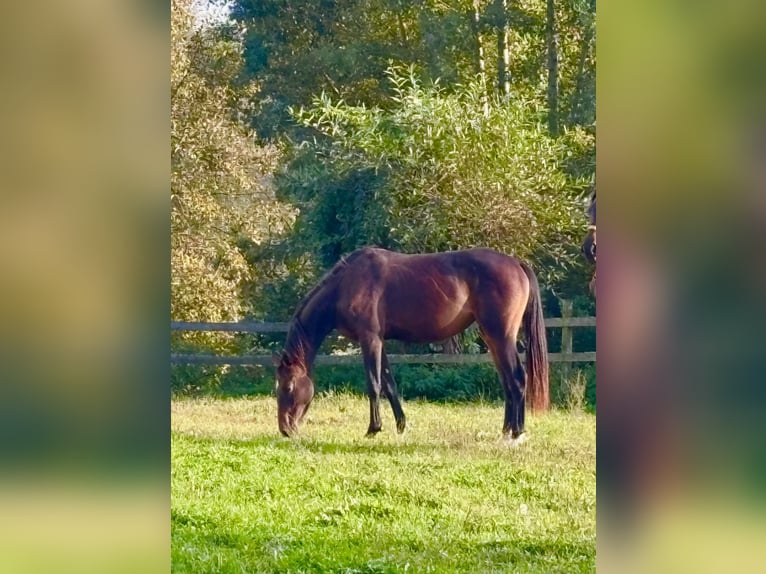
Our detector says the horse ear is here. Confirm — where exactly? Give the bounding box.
[272,351,292,367]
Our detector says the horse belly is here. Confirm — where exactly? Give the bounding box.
[383,301,474,343]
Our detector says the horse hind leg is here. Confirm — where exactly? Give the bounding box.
[505,354,528,447]
[501,356,525,439]
[483,333,527,443]
[381,351,406,433]
[473,289,528,444]
[506,345,528,438]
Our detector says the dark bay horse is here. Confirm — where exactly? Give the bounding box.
[582,190,596,296]
[272,247,549,444]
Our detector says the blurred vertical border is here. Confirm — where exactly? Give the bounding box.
[3,0,766,571]
[0,1,169,572]
[599,0,766,571]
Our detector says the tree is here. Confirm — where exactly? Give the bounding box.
[228,0,595,139]
[495,0,511,97]
[171,0,294,349]
[566,0,596,127]
[278,67,592,292]
[546,0,559,135]
[180,0,595,320]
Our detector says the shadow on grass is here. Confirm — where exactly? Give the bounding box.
[177,431,495,458]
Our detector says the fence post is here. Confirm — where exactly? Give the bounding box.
[560,299,573,383]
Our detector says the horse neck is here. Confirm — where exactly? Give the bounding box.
[286,286,336,373]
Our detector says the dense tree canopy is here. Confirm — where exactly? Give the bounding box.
[171,0,294,346]
[172,0,595,333]
[276,67,592,286]
[231,0,595,138]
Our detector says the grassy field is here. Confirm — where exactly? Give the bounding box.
[172,394,595,573]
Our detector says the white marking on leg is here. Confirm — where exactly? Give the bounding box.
[506,433,527,447]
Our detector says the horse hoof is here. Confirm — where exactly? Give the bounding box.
[506,433,527,447]
[365,428,381,438]
[396,420,406,434]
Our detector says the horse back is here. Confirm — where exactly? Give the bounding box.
[334,247,527,341]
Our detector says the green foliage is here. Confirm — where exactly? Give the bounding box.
[171,0,296,352]
[396,364,502,402]
[559,0,596,127]
[549,363,596,411]
[172,396,596,573]
[277,66,592,288]
[231,0,596,137]
[172,361,596,410]
[232,0,479,137]
[171,2,596,364]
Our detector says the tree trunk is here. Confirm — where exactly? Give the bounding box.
[546,0,559,136]
[569,12,595,126]
[471,0,489,115]
[495,0,510,97]
[396,11,409,46]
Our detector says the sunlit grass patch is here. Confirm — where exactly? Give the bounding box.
[172,395,595,573]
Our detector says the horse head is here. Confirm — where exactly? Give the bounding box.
[272,351,314,437]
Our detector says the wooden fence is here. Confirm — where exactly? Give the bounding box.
[171,315,595,367]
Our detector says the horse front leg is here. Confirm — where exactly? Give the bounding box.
[361,337,384,436]
[381,350,406,434]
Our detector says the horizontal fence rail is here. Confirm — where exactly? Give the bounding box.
[170,317,596,332]
[171,317,595,366]
[170,352,596,366]
[171,321,290,333]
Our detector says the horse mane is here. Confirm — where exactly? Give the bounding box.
[283,248,368,365]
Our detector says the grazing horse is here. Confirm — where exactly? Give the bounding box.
[272,247,549,444]
[582,190,596,296]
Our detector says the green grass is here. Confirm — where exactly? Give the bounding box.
[172,394,595,573]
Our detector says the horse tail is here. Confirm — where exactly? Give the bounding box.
[519,261,550,411]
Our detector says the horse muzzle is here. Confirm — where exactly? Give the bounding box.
[278,404,308,437]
